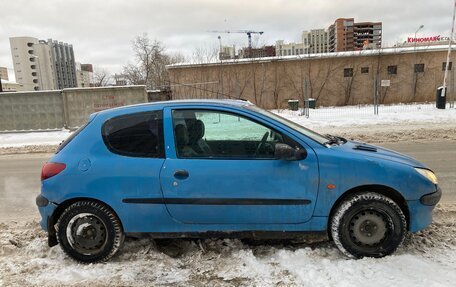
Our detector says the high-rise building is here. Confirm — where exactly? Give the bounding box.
[48,39,78,89]
[0,67,9,81]
[302,29,330,54]
[329,18,382,52]
[9,37,78,91]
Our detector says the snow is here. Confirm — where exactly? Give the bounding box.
[273,103,456,129]
[1,206,456,286]
[0,130,70,148]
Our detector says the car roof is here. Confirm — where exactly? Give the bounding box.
[93,99,253,118]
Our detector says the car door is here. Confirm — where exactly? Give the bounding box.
[159,107,319,224]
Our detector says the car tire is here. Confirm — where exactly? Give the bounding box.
[56,200,124,263]
[330,192,406,258]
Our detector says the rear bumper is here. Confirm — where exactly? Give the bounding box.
[408,186,442,232]
[36,194,57,231]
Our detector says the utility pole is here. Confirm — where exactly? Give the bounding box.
[443,0,456,108]
[412,25,424,101]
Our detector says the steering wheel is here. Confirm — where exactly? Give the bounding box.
[254,132,269,156]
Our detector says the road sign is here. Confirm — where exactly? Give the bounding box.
[381,80,391,87]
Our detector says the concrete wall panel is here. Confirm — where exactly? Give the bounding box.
[0,91,64,131]
[63,85,147,128]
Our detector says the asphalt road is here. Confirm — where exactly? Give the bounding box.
[0,141,454,222]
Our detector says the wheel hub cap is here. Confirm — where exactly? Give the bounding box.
[66,213,107,255]
[350,211,387,246]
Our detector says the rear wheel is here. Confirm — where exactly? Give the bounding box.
[56,201,124,263]
[330,192,406,258]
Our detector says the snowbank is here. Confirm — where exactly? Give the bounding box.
[1,204,455,286]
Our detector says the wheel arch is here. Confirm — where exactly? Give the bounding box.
[328,184,410,234]
[47,197,123,246]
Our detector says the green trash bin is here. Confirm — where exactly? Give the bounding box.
[306,98,316,109]
[288,100,299,111]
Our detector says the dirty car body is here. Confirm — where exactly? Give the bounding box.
[36,100,441,263]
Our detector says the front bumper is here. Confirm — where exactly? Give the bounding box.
[420,187,442,206]
[408,186,442,232]
[36,194,57,231]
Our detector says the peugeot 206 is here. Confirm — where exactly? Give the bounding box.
[36,100,441,263]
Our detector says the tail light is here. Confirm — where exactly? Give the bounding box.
[41,162,66,181]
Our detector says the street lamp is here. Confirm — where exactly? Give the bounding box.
[412,25,424,101]
[413,25,424,51]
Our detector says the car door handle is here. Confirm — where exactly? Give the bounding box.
[174,170,189,179]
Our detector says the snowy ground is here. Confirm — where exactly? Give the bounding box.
[275,102,456,129]
[1,204,455,286]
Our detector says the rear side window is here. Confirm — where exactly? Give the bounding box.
[102,111,164,158]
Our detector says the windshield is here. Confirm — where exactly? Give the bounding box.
[245,105,329,145]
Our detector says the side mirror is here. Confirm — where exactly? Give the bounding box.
[275,143,307,161]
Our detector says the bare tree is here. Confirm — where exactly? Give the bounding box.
[191,45,219,64]
[93,67,111,87]
[122,34,184,90]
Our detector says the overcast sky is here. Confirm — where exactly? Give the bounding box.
[0,0,454,80]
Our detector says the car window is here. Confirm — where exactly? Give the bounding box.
[172,109,301,159]
[102,111,164,158]
[245,105,329,145]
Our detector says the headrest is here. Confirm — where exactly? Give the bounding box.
[174,124,188,147]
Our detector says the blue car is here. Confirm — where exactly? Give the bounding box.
[37,100,441,263]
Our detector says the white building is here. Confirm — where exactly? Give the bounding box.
[1,79,23,92]
[10,37,56,91]
[9,36,78,91]
[76,63,94,88]
[275,40,306,56]
[219,45,236,60]
[276,29,329,56]
[302,29,329,54]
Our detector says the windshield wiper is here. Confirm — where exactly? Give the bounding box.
[324,134,346,146]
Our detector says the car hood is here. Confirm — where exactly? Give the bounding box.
[332,140,427,168]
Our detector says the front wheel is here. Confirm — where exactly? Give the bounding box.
[330,192,406,258]
[56,201,124,263]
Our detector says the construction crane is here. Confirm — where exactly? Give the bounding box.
[208,30,264,57]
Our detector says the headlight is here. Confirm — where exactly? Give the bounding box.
[415,168,438,184]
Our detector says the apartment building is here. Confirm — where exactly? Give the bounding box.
[302,29,330,53]
[329,18,382,52]
[76,63,94,88]
[275,40,306,56]
[10,37,78,91]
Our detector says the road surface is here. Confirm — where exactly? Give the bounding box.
[0,141,454,221]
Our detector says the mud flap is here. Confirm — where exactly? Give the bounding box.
[47,217,58,247]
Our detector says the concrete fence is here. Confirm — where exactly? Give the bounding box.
[0,85,148,132]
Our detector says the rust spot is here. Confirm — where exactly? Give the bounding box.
[327,184,336,190]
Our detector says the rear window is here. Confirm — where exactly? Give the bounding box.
[102,111,164,158]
